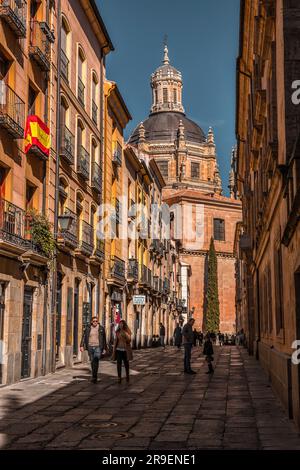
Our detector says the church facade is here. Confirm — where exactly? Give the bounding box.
[129,46,242,332]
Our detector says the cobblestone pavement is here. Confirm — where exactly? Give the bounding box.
[0,346,300,450]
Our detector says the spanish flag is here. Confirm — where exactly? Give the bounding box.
[24,115,50,157]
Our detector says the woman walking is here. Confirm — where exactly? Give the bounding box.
[112,320,133,383]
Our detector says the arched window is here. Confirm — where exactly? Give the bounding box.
[61,16,71,81]
[163,88,168,104]
[77,47,86,107]
[91,71,98,125]
[173,88,177,104]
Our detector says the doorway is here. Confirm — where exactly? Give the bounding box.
[73,279,80,356]
[0,283,5,384]
[56,273,62,359]
[21,287,34,378]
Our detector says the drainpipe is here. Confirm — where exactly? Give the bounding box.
[41,0,50,376]
[51,0,62,373]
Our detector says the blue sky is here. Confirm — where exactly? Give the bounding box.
[98,0,240,195]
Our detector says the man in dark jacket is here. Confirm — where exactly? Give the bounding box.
[159,322,166,349]
[182,318,196,374]
[203,333,214,374]
[80,317,107,383]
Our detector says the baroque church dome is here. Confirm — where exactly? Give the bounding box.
[129,112,206,145]
[128,45,222,195]
[129,45,206,145]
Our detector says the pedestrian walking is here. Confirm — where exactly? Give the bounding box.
[80,316,107,383]
[112,320,133,383]
[193,328,198,346]
[173,323,182,349]
[182,318,196,374]
[203,333,214,374]
[159,322,166,349]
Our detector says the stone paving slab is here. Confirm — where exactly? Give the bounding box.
[0,346,300,450]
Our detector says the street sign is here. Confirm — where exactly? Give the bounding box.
[133,295,146,305]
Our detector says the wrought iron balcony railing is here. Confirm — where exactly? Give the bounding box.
[58,208,78,249]
[29,20,51,72]
[61,49,69,82]
[0,0,26,37]
[91,161,102,193]
[92,100,98,125]
[111,198,121,225]
[78,220,94,256]
[112,142,122,166]
[127,258,138,282]
[128,199,136,219]
[77,145,90,180]
[60,125,74,165]
[0,198,25,246]
[110,255,125,280]
[163,277,170,294]
[77,76,85,107]
[93,237,104,261]
[152,275,159,292]
[0,84,25,138]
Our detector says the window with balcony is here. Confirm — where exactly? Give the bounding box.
[76,119,89,180]
[61,17,70,82]
[28,84,37,116]
[0,0,27,37]
[91,138,101,192]
[91,72,98,125]
[191,162,200,179]
[60,96,74,165]
[77,48,85,107]
[0,51,24,138]
[213,218,225,241]
[58,177,68,215]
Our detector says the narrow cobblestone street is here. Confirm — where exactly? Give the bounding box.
[0,346,300,450]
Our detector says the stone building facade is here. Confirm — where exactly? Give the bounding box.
[0,0,55,384]
[236,0,300,429]
[129,46,242,332]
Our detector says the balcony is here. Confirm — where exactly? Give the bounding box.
[111,198,121,225]
[60,125,74,165]
[0,198,26,254]
[109,255,125,282]
[0,84,25,138]
[163,278,170,295]
[77,220,94,257]
[0,199,48,261]
[92,237,105,262]
[77,145,90,180]
[127,258,138,283]
[139,264,152,287]
[152,275,159,293]
[57,209,78,250]
[29,21,51,72]
[0,0,26,37]
[147,267,152,287]
[92,100,98,125]
[77,77,85,107]
[128,199,136,219]
[112,142,122,166]
[61,49,69,82]
[91,161,102,193]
